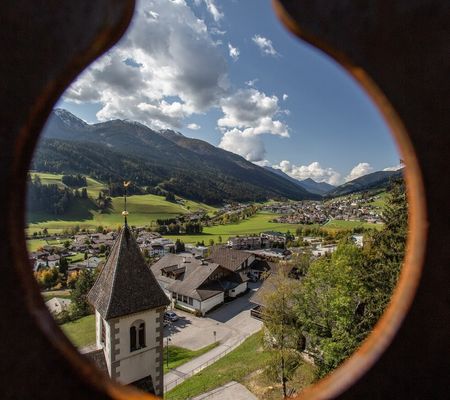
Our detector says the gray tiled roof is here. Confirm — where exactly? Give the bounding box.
[206,246,252,271]
[151,254,244,301]
[88,225,169,320]
[83,349,108,375]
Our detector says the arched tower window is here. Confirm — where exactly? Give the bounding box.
[130,326,137,352]
[130,320,146,352]
[138,323,145,348]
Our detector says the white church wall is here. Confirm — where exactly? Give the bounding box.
[117,347,157,385]
[114,309,160,385]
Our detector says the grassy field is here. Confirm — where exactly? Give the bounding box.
[167,212,317,244]
[165,331,271,400]
[31,172,107,198]
[27,173,217,234]
[368,191,388,208]
[60,314,96,348]
[164,343,219,373]
[323,219,383,231]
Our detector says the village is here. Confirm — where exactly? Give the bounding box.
[263,193,384,225]
[32,225,363,317]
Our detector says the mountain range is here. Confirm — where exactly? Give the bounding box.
[32,109,403,204]
[32,109,318,204]
[264,166,335,195]
[325,169,403,197]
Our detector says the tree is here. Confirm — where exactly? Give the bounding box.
[175,239,185,253]
[70,269,96,318]
[165,192,176,202]
[262,264,305,397]
[59,257,69,277]
[294,243,367,377]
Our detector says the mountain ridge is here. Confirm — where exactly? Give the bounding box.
[34,110,319,204]
[327,169,404,197]
[264,166,335,195]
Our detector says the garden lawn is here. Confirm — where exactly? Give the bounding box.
[165,331,270,400]
[164,343,219,373]
[60,314,96,348]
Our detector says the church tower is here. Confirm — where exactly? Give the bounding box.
[87,200,169,395]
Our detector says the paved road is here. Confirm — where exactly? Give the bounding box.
[164,282,263,392]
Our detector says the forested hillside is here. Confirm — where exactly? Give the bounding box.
[32,109,318,204]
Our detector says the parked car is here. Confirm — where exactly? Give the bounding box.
[164,311,179,322]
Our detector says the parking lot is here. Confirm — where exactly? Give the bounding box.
[163,282,262,350]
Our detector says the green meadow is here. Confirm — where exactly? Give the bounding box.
[167,212,317,244]
[26,172,381,240]
[323,219,383,231]
[27,172,217,234]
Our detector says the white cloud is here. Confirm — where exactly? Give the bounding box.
[63,0,228,130]
[282,94,288,101]
[203,0,224,22]
[187,123,201,130]
[273,160,341,185]
[383,164,403,171]
[210,27,226,35]
[218,88,289,137]
[252,34,278,56]
[228,43,240,61]
[253,159,271,167]
[345,162,373,182]
[245,79,258,87]
[195,0,223,22]
[218,129,266,162]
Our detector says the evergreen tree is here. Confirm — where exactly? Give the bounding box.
[70,269,96,318]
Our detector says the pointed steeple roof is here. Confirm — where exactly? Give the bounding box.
[88,225,169,320]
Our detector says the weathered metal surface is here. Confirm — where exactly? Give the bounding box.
[274,1,449,399]
[0,1,448,399]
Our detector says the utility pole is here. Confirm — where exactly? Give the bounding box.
[166,336,171,368]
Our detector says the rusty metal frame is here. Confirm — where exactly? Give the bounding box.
[0,1,448,399]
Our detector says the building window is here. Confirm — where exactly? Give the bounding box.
[188,297,193,305]
[138,323,145,348]
[130,326,137,352]
[130,320,146,352]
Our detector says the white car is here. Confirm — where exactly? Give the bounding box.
[164,311,179,322]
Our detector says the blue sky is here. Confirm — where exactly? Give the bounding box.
[57,0,401,185]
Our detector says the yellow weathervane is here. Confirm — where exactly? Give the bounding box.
[122,181,131,224]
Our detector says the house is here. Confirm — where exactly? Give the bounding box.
[150,254,247,316]
[46,254,61,268]
[206,246,256,276]
[45,297,72,315]
[227,235,262,250]
[68,256,102,274]
[185,244,209,258]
